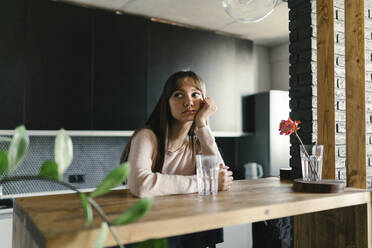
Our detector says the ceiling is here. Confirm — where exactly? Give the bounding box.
[58,0,289,46]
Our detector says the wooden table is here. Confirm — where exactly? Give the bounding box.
[13,178,372,248]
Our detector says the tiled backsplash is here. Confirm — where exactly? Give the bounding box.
[0,136,129,195]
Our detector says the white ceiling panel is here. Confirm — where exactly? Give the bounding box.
[58,0,289,46]
[220,3,289,45]
[121,0,233,29]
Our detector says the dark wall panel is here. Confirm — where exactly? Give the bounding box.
[25,0,92,130]
[147,22,253,131]
[148,22,232,111]
[1,1,254,134]
[0,0,27,129]
[93,12,147,130]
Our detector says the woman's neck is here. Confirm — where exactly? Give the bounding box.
[168,121,193,151]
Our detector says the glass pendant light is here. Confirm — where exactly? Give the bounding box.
[222,0,279,23]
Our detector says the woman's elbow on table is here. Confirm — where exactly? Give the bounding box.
[128,177,153,198]
[128,186,151,198]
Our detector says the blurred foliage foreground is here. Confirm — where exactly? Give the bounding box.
[0,126,167,248]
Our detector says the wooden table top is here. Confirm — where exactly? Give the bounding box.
[13,178,372,247]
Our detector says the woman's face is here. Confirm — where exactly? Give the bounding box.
[168,77,203,124]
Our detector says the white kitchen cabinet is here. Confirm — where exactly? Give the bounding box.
[217,223,252,248]
[0,210,13,248]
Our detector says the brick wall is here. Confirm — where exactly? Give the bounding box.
[289,0,372,188]
[366,0,372,188]
[334,0,346,183]
[288,0,317,179]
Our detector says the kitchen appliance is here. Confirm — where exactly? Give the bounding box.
[244,162,264,179]
[240,90,290,177]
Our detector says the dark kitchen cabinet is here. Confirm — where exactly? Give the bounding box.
[92,12,148,130]
[25,0,92,130]
[0,0,27,129]
[1,0,254,132]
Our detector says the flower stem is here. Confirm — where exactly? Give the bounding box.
[0,175,124,247]
[295,131,319,179]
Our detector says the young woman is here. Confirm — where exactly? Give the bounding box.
[121,70,234,198]
[120,70,233,248]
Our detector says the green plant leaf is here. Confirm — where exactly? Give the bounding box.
[55,129,73,176]
[133,239,168,248]
[0,150,8,176]
[7,125,29,173]
[90,163,130,198]
[0,137,12,142]
[112,197,153,226]
[94,222,109,248]
[79,193,93,226]
[39,160,59,181]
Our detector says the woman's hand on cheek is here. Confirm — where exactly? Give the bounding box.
[218,164,233,191]
[195,97,217,128]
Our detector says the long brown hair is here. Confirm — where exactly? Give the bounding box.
[120,70,206,173]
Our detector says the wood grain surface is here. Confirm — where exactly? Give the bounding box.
[294,203,371,248]
[345,0,366,188]
[13,178,372,247]
[317,0,335,180]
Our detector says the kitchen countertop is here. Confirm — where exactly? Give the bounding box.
[0,186,126,215]
[2,185,126,199]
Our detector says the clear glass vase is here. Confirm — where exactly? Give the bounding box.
[300,145,324,181]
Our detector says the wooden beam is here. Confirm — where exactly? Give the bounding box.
[294,203,372,248]
[317,0,335,179]
[345,0,366,188]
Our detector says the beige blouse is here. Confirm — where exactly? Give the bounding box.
[127,126,222,198]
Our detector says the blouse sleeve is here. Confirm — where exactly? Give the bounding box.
[195,126,225,165]
[127,129,198,198]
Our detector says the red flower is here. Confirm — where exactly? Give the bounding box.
[279,117,319,179]
[279,118,301,135]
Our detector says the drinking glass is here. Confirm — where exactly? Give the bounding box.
[196,155,219,195]
[300,145,324,181]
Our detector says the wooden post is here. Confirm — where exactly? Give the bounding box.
[317,0,335,179]
[294,203,372,248]
[345,0,366,188]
